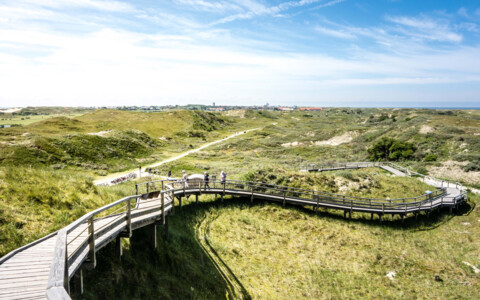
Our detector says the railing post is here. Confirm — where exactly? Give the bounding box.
[171,190,175,215]
[183,181,186,199]
[161,192,165,225]
[147,182,149,193]
[349,200,353,219]
[87,216,96,268]
[135,184,138,195]
[126,199,132,237]
[283,191,286,207]
[251,187,254,203]
[64,237,69,293]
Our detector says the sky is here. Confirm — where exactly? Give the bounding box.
[0,0,480,108]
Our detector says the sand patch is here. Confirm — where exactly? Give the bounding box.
[0,108,22,114]
[419,125,434,134]
[281,141,303,148]
[314,131,358,146]
[427,160,480,186]
[88,130,112,137]
[225,110,246,118]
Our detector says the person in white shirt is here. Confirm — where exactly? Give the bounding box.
[182,170,189,188]
[220,171,226,185]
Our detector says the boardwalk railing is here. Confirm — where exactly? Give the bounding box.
[15,164,466,299]
[46,179,185,298]
[301,161,464,191]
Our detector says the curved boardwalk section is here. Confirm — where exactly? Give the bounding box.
[0,163,468,299]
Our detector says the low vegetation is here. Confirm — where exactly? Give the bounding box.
[1,107,479,299]
[0,167,133,256]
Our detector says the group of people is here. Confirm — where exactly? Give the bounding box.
[174,170,227,190]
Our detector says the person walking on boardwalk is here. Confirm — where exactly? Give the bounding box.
[182,170,189,188]
[220,170,227,186]
[204,171,210,190]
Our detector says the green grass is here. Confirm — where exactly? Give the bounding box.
[0,113,85,126]
[0,166,134,256]
[1,107,480,299]
[78,192,480,299]
[206,196,480,299]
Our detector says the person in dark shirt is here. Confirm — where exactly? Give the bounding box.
[204,172,210,190]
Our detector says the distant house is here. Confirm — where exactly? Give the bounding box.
[278,107,293,111]
[299,107,323,111]
[212,107,225,111]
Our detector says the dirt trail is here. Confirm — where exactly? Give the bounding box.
[93,128,259,186]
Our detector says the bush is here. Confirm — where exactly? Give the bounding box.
[424,154,438,162]
[416,166,428,175]
[368,137,416,161]
[463,161,480,172]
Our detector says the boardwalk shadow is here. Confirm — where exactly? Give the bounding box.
[72,206,233,299]
[205,194,473,232]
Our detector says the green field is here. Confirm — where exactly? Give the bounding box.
[0,107,479,299]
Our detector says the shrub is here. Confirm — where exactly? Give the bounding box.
[424,154,438,162]
[368,137,416,161]
[416,166,428,175]
[463,161,480,172]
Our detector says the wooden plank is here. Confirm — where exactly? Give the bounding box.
[0,290,46,299]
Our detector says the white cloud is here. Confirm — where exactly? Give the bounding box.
[21,0,135,12]
[211,0,340,25]
[174,0,241,13]
[386,15,462,43]
[315,26,355,39]
[1,23,479,107]
[458,7,469,18]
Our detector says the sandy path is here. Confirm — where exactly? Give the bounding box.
[93,128,259,186]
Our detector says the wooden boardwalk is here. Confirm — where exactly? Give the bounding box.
[0,163,468,299]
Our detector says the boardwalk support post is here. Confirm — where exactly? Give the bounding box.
[283,191,286,207]
[251,187,254,203]
[151,223,157,249]
[164,214,169,239]
[73,269,83,295]
[116,236,122,259]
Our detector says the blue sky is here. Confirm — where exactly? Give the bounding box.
[0,0,479,107]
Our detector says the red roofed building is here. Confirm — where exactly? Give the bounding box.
[299,107,323,111]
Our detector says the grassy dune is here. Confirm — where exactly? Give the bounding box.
[78,190,479,300]
[207,196,479,299]
[0,167,134,256]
